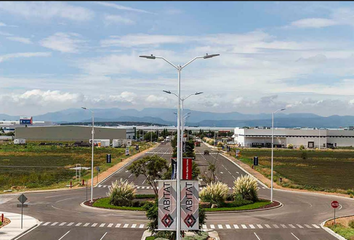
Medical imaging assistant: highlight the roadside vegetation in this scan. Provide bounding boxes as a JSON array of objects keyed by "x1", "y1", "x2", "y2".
[
  {"x1": 326, "y1": 220, "x2": 354, "y2": 240},
  {"x1": 228, "y1": 147, "x2": 354, "y2": 194},
  {"x1": 0, "y1": 140, "x2": 153, "y2": 192}
]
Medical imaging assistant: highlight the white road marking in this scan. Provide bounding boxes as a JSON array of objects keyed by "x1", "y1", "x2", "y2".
[
  {"x1": 99, "y1": 223, "x2": 105, "y2": 227},
  {"x1": 273, "y1": 224, "x2": 279, "y2": 228},
  {"x1": 281, "y1": 224, "x2": 287, "y2": 228},
  {"x1": 226, "y1": 224, "x2": 231, "y2": 229},
  {"x1": 42, "y1": 222, "x2": 51, "y2": 226},
  {"x1": 128, "y1": 174, "x2": 133, "y2": 178},
  {"x1": 115, "y1": 223, "x2": 121, "y2": 228},
  {"x1": 131, "y1": 224, "x2": 137, "y2": 228},
  {"x1": 249, "y1": 224, "x2": 255, "y2": 229},
  {"x1": 75, "y1": 223, "x2": 82, "y2": 227},
  {"x1": 254, "y1": 232, "x2": 261, "y2": 240},
  {"x1": 108, "y1": 223, "x2": 113, "y2": 228},
  {"x1": 291, "y1": 232, "x2": 300, "y2": 240},
  {"x1": 312, "y1": 224, "x2": 320, "y2": 229},
  {"x1": 218, "y1": 224, "x2": 223, "y2": 229},
  {"x1": 91, "y1": 223, "x2": 98, "y2": 227},
  {"x1": 123, "y1": 223, "x2": 129, "y2": 228},
  {"x1": 241, "y1": 224, "x2": 247, "y2": 229},
  {"x1": 264, "y1": 224, "x2": 271, "y2": 228},
  {"x1": 296, "y1": 224, "x2": 303, "y2": 229},
  {"x1": 100, "y1": 232, "x2": 108, "y2": 240},
  {"x1": 67, "y1": 222, "x2": 74, "y2": 226},
  {"x1": 210, "y1": 224, "x2": 215, "y2": 229},
  {"x1": 58, "y1": 231, "x2": 70, "y2": 240},
  {"x1": 98, "y1": 185, "x2": 102, "y2": 188},
  {"x1": 83, "y1": 223, "x2": 90, "y2": 227},
  {"x1": 233, "y1": 224, "x2": 239, "y2": 229},
  {"x1": 202, "y1": 224, "x2": 207, "y2": 229},
  {"x1": 51, "y1": 222, "x2": 58, "y2": 226},
  {"x1": 139, "y1": 224, "x2": 145, "y2": 228},
  {"x1": 257, "y1": 224, "x2": 263, "y2": 229},
  {"x1": 304, "y1": 224, "x2": 312, "y2": 228},
  {"x1": 142, "y1": 187, "x2": 145, "y2": 189},
  {"x1": 59, "y1": 222, "x2": 67, "y2": 226},
  {"x1": 288, "y1": 224, "x2": 296, "y2": 228}
]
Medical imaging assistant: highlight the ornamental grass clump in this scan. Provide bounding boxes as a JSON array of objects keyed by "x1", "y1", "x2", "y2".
[
  {"x1": 233, "y1": 175, "x2": 259, "y2": 202},
  {"x1": 200, "y1": 182, "x2": 229, "y2": 207},
  {"x1": 107, "y1": 178, "x2": 136, "y2": 207}
]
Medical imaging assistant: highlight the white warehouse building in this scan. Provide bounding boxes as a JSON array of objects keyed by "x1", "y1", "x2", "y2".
[{"x1": 233, "y1": 127, "x2": 354, "y2": 149}]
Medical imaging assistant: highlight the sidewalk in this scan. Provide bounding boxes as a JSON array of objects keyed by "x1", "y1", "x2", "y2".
[{"x1": 0, "y1": 211, "x2": 39, "y2": 240}]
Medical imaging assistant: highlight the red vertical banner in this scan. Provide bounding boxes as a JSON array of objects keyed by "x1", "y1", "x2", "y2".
[{"x1": 182, "y1": 158, "x2": 193, "y2": 180}]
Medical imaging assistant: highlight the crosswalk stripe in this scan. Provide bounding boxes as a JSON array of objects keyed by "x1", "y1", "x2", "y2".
[
  {"x1": 67, "y1": 222, "x2": 74, "y2": 226},
  {"x1": 99, "y1": 223, "x2": 105, "y2": 227},
  {"x1": 92, "y1": 223, "x2": 98, "y2": 227},
  {"x1": 98, "y1": 185, "x2": 102, "y2": 188},
  {"x1": 210, "y1": 224, "x2": 215, "y2": 229},
  {"x1": 249, "y1": 224, "x2": 255, "y2": 229},
  {"x1": 281, "y1": 224, "x2": 287, "y2": 228},
  {"x1": 233, "y1": 224, "x2": 239, "y2": 229},
  {"x1": 304, "y1": 224, "x2": 312, "y2": 228},
  {"x1": 296, "y1": 224, "x2": 304, "y2": 229},
  {"x1": 123, "y1": 224, "x2": 129, "y2": 228},
  {"x1": 137, "y1": 187, "x2": 141, "y2": 189},
  {"x1": 202, "y1": 224, "x2": 207, "y2": 229},
  {"x1": 146, "y1": 187, "x2": 150, "y2": 189},
  {"x1": 257, "y1": 224, "x2": 263, "y2": 229},
  {"x1": 289, "y1": 224, "x2": 296, "y2": 228},
  {"x1": 265, "y1": 224, "x2": 271, "y2": 228},
  {"x1": 83, "y1": 223, "x2": 90, "y2": 227},
  {"x1": 139, "y1": 224, "x2": 145, "y2": 228},
  {"x1": 59, "y1": 222, "x2": 67, "y2": 226},
  {"x1": 226, "y1": 224, "x2": 231, "y2": 229},
  {"x1": 218, "y1": 224, "x2": 223, "y2": 229},
  {"x1": 273, "y1": 224, "x2": 279, "y2": 228},
  {"x1": 312, "y1": 224, "x2": 320, "y2": 229},
  {"x1": 115, "y1": 223, "x2": 121, "y2": 228},
  {"x1": 43, "y1": 222, "x2": 51, "y2": 226},
  {"x1": 51, "y1": 222, "x2": 58, "y2": 226},
  {"x1": 108, "y1": 223, "x2": 113, "y2": 228},
  {"x1": 241, "y1": 224, "x2": 247, "y2": 229},
  {"x1": 131, "y1": 224, "x2": 137, "y2": 228},
  {"x1": 75, "y1": 223, "x2": 82, "y2": 227}
]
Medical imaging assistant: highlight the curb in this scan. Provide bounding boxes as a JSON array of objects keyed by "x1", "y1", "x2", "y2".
[
  {"x1": 320, "y1": 218, "x2": 347, "y2": 240},
  {"x1": 206, "y1": 200, "x2": 283, "y2": 214},
  {"x1": 12, "y1": 222, "x2": 40, "y2": 240},
  {"x1": 0, "y1": 212, "x2": 40, "y2": 240},
  {"x1": 95, "y1": 143, "x2": 159, "y2": 187},
  {"x1": 79, "y1": 200, "x2": 145, "y2": 213}
]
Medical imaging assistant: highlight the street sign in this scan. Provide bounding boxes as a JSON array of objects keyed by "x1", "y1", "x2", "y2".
[
  {"x1": 254, "y1": 156, "x2": 259, "y2": 166},
  {"x1": 235, "y1": 150, "x2": 240, "y2": 158},
  {"x1": 125, "y1": 147, "x2": 130, "y2": 156},
  {"x1": 18, "y1": 194, "x2": 27, "y2": 204},
  {"x1": 96, "y1": 166, "x2": 100, "y2": 172},
  {"x1": 106, "y1": 154, "x2": 111, "y2": 163},
  {"x1": 158, "y1": 180, "x2": 177, "y2": 230},
  {"x1": 182, "y1": 158, "x2": 193, "y2": 180},
  {"x1": 331, "y1": 201, "x2": 339, "y2": 208},
  {"x1": 17, "y1": 204, "x2": 28, "y2": 208}
]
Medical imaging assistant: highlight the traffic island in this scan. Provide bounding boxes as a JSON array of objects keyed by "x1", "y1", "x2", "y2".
[
  {"x1": 0, "y1": 217, "x2": 11, "y2": 229},
  {"x1": 203, "y1": 199, "x2": 281, "y2": 212},
  {"x1": 322, "y1": 215, "x2": 354, "y2": 240},
  {"x1": 0, "y1": 211, "x2": 39, "y2": 240}
]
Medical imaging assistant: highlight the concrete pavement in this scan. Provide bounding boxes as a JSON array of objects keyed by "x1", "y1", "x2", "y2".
[{"x1": 0, "y1": 211, "x2": 39, "y2": 240}]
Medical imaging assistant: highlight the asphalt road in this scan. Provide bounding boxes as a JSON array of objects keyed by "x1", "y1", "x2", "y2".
[{"x1": 0, "y1": 142, "x2": 353, "y2": 240}]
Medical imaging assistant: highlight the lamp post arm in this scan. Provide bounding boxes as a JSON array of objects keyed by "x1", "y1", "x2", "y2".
[
  {"x1": 156, "y1": 56, "x2": 178, "y2": 70},
  {"x1": 181, "y1": 56, "x2": 203, "y2": 69}
]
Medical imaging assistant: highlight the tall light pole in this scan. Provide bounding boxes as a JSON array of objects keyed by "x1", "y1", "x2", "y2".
[
  {"x1": 82, "y1": 107, "x2": 94, "y2": 202},
  {"x1": 141, "y1": 53, "x2": 219, "y2": 240},
  {"x1": 271, "y1": 108, "x2": 286, "y2": 203}
]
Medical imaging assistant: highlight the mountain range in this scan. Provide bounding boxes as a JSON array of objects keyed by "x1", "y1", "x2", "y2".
[{"x1": 1, "y1": 108, "x2": 354, "y2": 128}]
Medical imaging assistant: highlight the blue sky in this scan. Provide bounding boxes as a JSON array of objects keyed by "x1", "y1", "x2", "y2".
[{"x1": 1, "y1": 1, "x2": 354, "y2": 117}]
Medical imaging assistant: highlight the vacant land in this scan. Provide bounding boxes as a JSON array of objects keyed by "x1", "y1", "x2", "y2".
[
  {"x1": 0, "y1": 141, "x2": 152, "y2": 192},
  {"x1": 229, "y1": 148, "x2": 354, "y2": 194}
]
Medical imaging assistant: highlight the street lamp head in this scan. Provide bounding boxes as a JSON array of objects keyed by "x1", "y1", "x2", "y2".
[
  {"x1": 280, "y1": 108, "x2": 286, "y2": 111},
  {"x1": 195, "y1": 92, "x2": 203, "y2": 95},
  {"x1": 81, "y1": 107, "x2": 87, "y2": 110},
  {"x1": 163, "y1": 90, "x2": 172, "y2": 94},
  {"x1": 203, "y1": 53, "x2": 220, "y2": 59},
  {"x1": 139, "y1": 54, "x2": 156, "y2": 59}
]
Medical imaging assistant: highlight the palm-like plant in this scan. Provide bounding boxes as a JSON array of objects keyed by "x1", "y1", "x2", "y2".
[
  {"x1": 107, "y1": 178, "x2": 136, "y2": 207},
  {"x1": 200, "y1": 182, "x2": 229, "y2": 207},
  {"x1": 233, "y1": 175, "x2": 259, "y2": 201}
]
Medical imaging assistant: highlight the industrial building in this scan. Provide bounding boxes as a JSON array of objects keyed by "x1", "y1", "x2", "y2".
[
  {"x1": 15, "y1": 125, "x2": 128, "y2": 141},
  {"x1": 233, "y1": 127, "x2": 354, "y2": 148}
]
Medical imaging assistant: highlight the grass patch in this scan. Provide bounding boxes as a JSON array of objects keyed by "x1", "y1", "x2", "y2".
[
  {"x1": 203, "y1": 200, "x2": 271, "y2": 212},
  {"x1": 135, "y1": 194, "x2": 156, "y2": 199},
  {"x1": 92, "y1": 197, "x2": 145, "y2": 211},
  {"x1": 229, "y1": 148, "x2": 354, "y2": 193},
  {"x1": 328, "y1": 223, "x2": 354, "y2": 240},
  {"x1": 0, "y1": 141, "x2": 153, "y2": 192}
]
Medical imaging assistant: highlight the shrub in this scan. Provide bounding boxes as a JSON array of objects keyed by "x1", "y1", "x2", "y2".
[
  {"x1": 233, "y1": 175, "x2": 259, "y2": 201},
  {"x1": 107, "y1": 179, "x2": 136, "y2": 207},
  {"x1": 299, "y1": 145, "x2": 305, "y2": 150},
  {"x1": 301, "y1": 151, "x2": 308, "y2": 160},
  {"x1": 287, "y1": 144, "x2": 294, "y2": 149},
  {"x1": 217, "y1": 142, "x2": 223, "y2": 147},
  {"x1": 183, "y1": 231, "x2": 209, "y2": 240},
  {"x1": 349, "y1": 220, "x2": 354, "y2": 229},
  {"x1": 200, "y1": 182, "x2": 229, "y2": 207}
]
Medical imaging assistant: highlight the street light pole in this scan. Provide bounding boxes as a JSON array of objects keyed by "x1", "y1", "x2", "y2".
[
  {"x1": 140, "y1": 53, "x2": 219, "y2": 240},
  {"x1": 82, "y1": 107, "x2": 94, "y2": 203},
  {"x1": 271, "y1": 108, "x2": 285, "y2": 203}
]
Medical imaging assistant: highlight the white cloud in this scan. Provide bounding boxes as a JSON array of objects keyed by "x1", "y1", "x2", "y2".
[
  {"x1": 0, "y1": 2, "x2": 94, "y2": 21},
  {"x1": 291, "y1": 18, "x2": 337, "y2": 28},
  {"x1": 145, "y1": 95, "x2": 168, "y2": 103},
  {"x1": 6, "y1": 36, "x2": 32, "y2": 44},
  {"x1": 0, "y1": 22, "x2": 6, "y2": 27},
  {"x1": 104, "y1": 15, "x2": 135, "y2": 25},
  {"x1": 40, "y1": 33, "x2": 85, "y2": 53},
  {"x1": 108, "y1": 91, "x2": 137, "y2": 104},
  {"x1": 0, "y1": 52, "x2": 51, "y2": 63},
  {"x1": 0, "y1": 31, "x2": 12, "y2": 36},
  {"x1": 94, "y1": 2, "x2": 153, "y2": 14}
]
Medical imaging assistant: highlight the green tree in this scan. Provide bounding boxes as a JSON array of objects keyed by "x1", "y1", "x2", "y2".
[
  {"x1": 144, "y1": 132, "x2": 158, "y2": 142},
  {"x1": 128, "y1": 155, "x2": 168, "y2": 196}
]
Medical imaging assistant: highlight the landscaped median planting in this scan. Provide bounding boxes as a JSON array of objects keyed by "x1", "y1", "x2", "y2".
[
  {"x1": 0, "y1": 217, "x2": 11, "y2": 229},
  {"x1": 325, "y1": 216, "x2": 354, "y2": 240}
]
